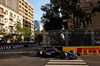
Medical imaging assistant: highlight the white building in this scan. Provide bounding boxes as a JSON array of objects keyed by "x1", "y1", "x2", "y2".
[{"x1": 0, "y1": 3, "x2": 23, "y2": 38}]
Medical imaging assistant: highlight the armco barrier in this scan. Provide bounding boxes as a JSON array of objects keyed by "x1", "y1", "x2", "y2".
[
  {"x1": 0, "y1": 44, "x2": 35, "y2": 50},
  {"x1": 63, "y1": 46, "x2": 100, "y2": 54}
]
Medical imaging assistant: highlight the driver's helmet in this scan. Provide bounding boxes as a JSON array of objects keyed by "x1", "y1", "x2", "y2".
[
  {"x1": 69, "y1": 50, "x2": 75, "y2": 53},
  {"x1": 52, "y1": 47, "x2": 55, "y2": 50}
]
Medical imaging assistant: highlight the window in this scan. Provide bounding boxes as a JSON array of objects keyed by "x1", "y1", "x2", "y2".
[
  {"x1": 4, "y1": 18, "x2": 8, "y2": 23},
  {"x1": 17, "y1": 16, "x2": 19, "y2": 20},
  {"x1": 9, "y1": 27, "x2": 13, "y2": 33},
  {"x1": 0, "y1": 25, "x2": 3, "y2": 30},
  {"x1": 87, "y1": 15, "x2": 92, "y2": 26},
  {"x1": 22, "y1": 3, "x2": 24, "y2": 6},
  {"x1": 0, "y1": 17, "x2": 3, "y2": 21},
  {"x1": 9, "y1": 19, "x2": 13, "y2": 24},
  {"x1": 0, "y1": 7, "x2": 3, "y2": 13},
  {"x1": 4, "y1": 10, "x2": 8, "y2": 15},
  {"x1": 85, "y1": 0, "x2": 92, "y2": 2},
  {"x1": 9, "y1": 12, "x2": 13, "y2": 17},
  {"x1": 14, "y1": 14, "x2": 16, "y2": 18}
]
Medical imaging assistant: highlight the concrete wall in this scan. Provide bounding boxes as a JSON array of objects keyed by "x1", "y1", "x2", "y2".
[
  {"x1": 93, "y1": 12, "x2": 100, "y2": 27},
  {"x1": 0, "y1": 0, "x2": 5, "y2": 5},
  {"x1": 7, "y1": 0, "x2": 18, "y2": 12}
]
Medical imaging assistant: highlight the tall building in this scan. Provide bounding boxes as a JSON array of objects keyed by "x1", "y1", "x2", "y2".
[
  {"x1": 0, "y1": 3, "x2": 23, "y2": 38},
  {"x1": 0, "y1": 0, "x2": 34, "y2": 40},
  {"x1": 34, "y1": 20, "x2": 43, "y2": 31}
]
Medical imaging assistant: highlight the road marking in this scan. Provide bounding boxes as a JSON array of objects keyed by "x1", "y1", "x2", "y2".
[
  {"x1": 45, "y1": 65, "x2": 88, "y2": 66},
  {"x1": 45, "y1": 58, "x2": 88, "y2": 66},
  {"x1": 47, "y1": 62, "x2": 86, "y2": 64},
  {"x1": 51, "y1": 57, "x2": 82, "y2": 60},
  {"x1": 49, "y1": 60, "x2": 84, "y2": 62}
]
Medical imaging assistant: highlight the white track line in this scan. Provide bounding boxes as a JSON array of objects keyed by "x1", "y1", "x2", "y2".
[
  {"x1": 49, "y1": 60, "x2": 84, "y2": 62},
  {"x1": 45, "y1": 65, "x2": 88, "y2": 66},
  {"x1": 47, "y1": 62, "x2": 86, "y2": 64}
]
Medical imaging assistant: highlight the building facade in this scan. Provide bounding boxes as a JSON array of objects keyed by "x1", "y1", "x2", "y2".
[
  {"x1": 80, "y1": 0, "x2": 100, "y2": 28},
  {"x1": 34, "y1": 20, "x2": 43, "y2": 31},
  {"x1": 66, "y1": 0, "x2": 100, "y2": 29},
  {"x1": 0, "y1": 0, "x2": 34, "y2": 40},
  {"x1": 0, "y1": 3, "x2": 23, "y2": 38}
]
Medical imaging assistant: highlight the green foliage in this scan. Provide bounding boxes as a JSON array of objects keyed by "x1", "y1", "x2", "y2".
[
  {"x1": 22, "y1": 27, "x2": 31, "y2": 41},
  {"x1": 15, "y1": 22, "x2": 23, "y2": 32},
  {"x1": 15, "y1": 22, "x2": 32, "y2": 42},
  {"x1": 34, "y1": 29, "x2": 46, "y2": 43},
  {"x1": 41, "y1": 0, "x2": 89, "y2": 30},
  {"x1": 1, "y1": 34, "x2": 13, "y2": 43},
  {"x1": 92, "y1": 7, "x2": 100, "y2": 14},
  {"x1": 41, "y1": 1, "x2": 63, "y2": 31},
  {"x1": 35, "y1": 34, "x2": 43, "y2": 43},
  {"x1": 4, "y1": 34, "x2": 13, "y2": 38},
  {"x1": 91, "y1": 1, "x2": 100, "y2": 14}
]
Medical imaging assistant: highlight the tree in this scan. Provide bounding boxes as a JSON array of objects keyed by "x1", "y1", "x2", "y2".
[
  {"x1": 41, "y1": 2, "x2": 63, "y2": 31},
  {"x1": 92, "y1": 1, "x2": 100, "y2": 14},
  {"x1": 22, "y1": 27, "x2": 31, "y2": 42},
  {"x1": 34, "y1": 29, "x2": 44, "y2": 44},
  {"x1": 41, "y1": 0, "x2": 89, "y2": 30},
  {"x1": 15, "y1": 22, "x2": 23, "y2": 42},
  {"x1": 1, "y1": 34, "x2": 13, "y2": 43},
  {"x1": 15, "y1": 22, "x2": 23, "y2": 34}
]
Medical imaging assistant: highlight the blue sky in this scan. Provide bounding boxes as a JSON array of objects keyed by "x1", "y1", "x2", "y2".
[{"x1": 28, "y1": 0, "x2": 50, "y2": 21}]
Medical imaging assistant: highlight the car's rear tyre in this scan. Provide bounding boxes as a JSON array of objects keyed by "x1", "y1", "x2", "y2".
[{"x1": 60, "y1": 53, "x2": 66, "y2": 59}]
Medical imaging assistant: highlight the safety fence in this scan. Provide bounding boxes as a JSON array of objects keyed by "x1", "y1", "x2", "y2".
[{"x1": 43, "y1": 28, "x2": 100, "y2": 54}]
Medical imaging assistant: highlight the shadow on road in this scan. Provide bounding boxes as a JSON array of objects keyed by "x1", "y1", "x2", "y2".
[{"x1": 0, "y1": 45, "x2": 43, "y2": 59}]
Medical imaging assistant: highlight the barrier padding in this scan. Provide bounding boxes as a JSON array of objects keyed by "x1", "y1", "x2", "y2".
[{"x1": 63, "y1": 46, "x2": 100, "y2": 54}]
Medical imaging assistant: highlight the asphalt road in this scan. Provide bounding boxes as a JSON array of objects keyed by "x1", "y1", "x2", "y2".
[
  {"x1": 0, "y1": 45, "x2": 100, "y2": 66},
  {"x1": 81, "y1": 54, "x2": 100, "y2": 66},
  {"x1": 0, "y1": 45, "x2": 50, "y2": 66}
]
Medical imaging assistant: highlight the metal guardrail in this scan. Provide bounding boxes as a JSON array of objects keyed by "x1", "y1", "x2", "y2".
[{"x1": 0, "y1": 42, "x2": 36, "y2": 50}]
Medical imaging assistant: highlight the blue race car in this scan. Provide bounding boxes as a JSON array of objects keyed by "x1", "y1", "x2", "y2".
[
  {"x1": 37, "y1": 47, "x2": 80, "y2": 59},
  {"x1": 37, "y1": 48, "x2": 61, "y2": 57}
]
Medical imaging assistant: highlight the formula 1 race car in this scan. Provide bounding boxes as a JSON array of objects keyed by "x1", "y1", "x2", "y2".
[{"x1": 37, "y1": 47, "x2": 80, "y2": 59}]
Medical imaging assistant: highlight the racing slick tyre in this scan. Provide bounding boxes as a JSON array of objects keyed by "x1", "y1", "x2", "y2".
[
  {"x1": 60, "y1": 52, "x2": 66, "y2": 59},
  {"x1": 37, "y1": 51, "x2": 40, "y2": 57}
]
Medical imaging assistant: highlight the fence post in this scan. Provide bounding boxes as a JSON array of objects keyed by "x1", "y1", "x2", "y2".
[
  {"x1": 44, "y1": 32, "x2": 48, "y2": 47},
  {"x1": 66, "y1": 30, "x2": 69, "y2": 46},
  {"x1": 91, "y1": 29, "x2": 95, "y2": 46}
]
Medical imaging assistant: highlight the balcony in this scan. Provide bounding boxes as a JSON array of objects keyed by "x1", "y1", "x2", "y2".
[
  {"x1": 4, "y1": 20, "x2": 8, "y2": 23},
  {"x1": 0, "y1": 12, "x2": 4, "y2": 17},
  {"x1": 0, "y1": 28, "x2": 7, "y2": 33},
  {"x1": 9, "y1": 16, "x2": 14, "y2": 20},
  {"x1": 0, "y1": 8, "x2": 4, "y2": 16},
  {"x1": 24, "y1": 22, "x2": 28, "y2": 26},
  {"x1": 11, "y1": 31, "x2": 16, "y2": 34},
  {"x1": 9, "y1": 22, "x2": 14, "y2": 26},
  {"x1": 17, "y1": 19, "x2": 21, "y2": 23},
  {"x1": 0, "y1": 20, "x2": 5, "y2": 25}
]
